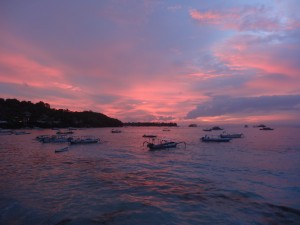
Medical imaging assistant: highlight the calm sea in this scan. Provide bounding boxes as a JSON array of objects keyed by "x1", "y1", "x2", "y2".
[{"x1": 0, "y1": 126, "x2": 300, "y2": 225}]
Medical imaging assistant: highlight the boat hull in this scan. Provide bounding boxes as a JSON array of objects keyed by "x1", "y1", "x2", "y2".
[
  {"x1": 220, "y1": 133, "x2": 243, "y2": 138},
  {"x1": 55, "y1": 147, "x2": 69, "y2": 153},
  {"x1": 148, "y1": 142, "x2": 178, "y2": 150},
  {"x1": 201, "y1": 137, "x2": 231, "y2": 142}
]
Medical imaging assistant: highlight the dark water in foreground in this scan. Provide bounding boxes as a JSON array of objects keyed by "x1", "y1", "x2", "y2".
[{"x1": 1, "y1": 126, "x2": 300, "y2": 225}]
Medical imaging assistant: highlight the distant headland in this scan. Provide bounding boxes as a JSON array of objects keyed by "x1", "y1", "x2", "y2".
[
  {"x1": 123, "y1": 122, "x2": 177, "y2": 127},
  {"x1": 0, "y1": 98, "x2": 177, "y2": 129}
]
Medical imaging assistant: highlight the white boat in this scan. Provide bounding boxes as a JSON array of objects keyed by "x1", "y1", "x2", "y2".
[
  {"x1": 0, "y1": 129, "x2": 13, "y2": 135},
  {"x1": 70, "y1": 136, "x2": 100, "y2": 144},
  {"x1": 55, "y1": 146, "x2": 69, "y2": 153},
  {"x1": 201, "y1": 135, "x2": 231, "y2": 142},
  {"x1": 14, "y1": 131, "x2": 30, "y2": 135},
  {"x1": 39, "y1": 135, "x2": 73, "y2": 143},
  {"x1": 220, "y1": 133, "x2": 243, "y2": 138},
  {"x1": 143, "y1": 139, "x2": 186, "y2": 150}
]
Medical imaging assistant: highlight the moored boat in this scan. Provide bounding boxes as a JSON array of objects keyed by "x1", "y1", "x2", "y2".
[
  {"x1": 220, "y1": 133, "x2": 243, "y2": 138},
  {"x1": 203, "y1": 128, "x2": 212, "y2": 131},
  {"x1": 55, "y1": 146, "x2": 69, "y2": 153},
  {"x1": 14, "y1": 131, "x2": 30, "y2": 135},
  {"x1": 70, "y1": 136, "x2": 100, "y2": 144},
  {"x1": 38, "y1": 135, "x2": 73, "y2": 143},
  {"x1": 0, "y1": 129, "x2": 13, "y2": 135},
  {"x1": 111, "y1": 129, "x2": 121, "y2": 133},
  {"x1": 143, "y1": 139, "x2": 186, "y2": 150},
  {"x1": 203, "y1": 126, "x2": 223, "y2": 131},
  {"x1": 201, "y1": 135, "x2": 231, "y2": 142},
  {"x1": 260, "y1": 127, "x2": 274, "y2": 130},
  {"x1": 143, "y1": 134, "x2": 157, "y2": 138},
  {"x1": 56, "y1": 130, "x2": 74, "y2": 135}
]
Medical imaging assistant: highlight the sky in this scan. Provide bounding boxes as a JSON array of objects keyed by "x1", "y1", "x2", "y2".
[{"x1": 1, "y1": 0, "x2": 300, "y2": 125}]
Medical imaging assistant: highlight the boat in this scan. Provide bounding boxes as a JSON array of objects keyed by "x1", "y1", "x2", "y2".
[
  {"x1": 143, "y1": 139, "x2": 186, "y2": 150},
  {"x1": 189, "y1": 124, "x2": 197, "y2": 127},
  {"x1": 0, "y1": 129, "x2": 13, "y2": 135},
  {"x1": 254, "y1": 124, "x2": 266, "y2": 128},
  {"x1": 39, "y1": 135, "x2": 73, "y2": 143},
  {"x1": 56, "y1": 130, "x2": 74, "y2": 135},
  {"x1": 260, "y1": 127, "x2": 274, "y2": 130},
  {"x1": 211, "y1": 126, "x2": 224, "y2": 130},
  {"x1": 55, "y1": 146, "x2": 69, "y2": 153},
  {"x1": 220, "y1": 133, "x2": 243, "y2": 138},
  {"x1": 201, "y1": 135, "x2": 231, "y2": 142},
  {"x1": 111, "y1": 129, "x2": 121, "y2": 133},
  {"x1": 14, "y1": 131, "x2": 30, "y2": 135},
  {"x1": 70, "y1": 136, "x2": 100, "y2": 144},
  {"x1": 203, "y1": 126, "x2": 223, "y2": 131},
  {"x1": 203, "y1": 128, "x2": 212, "y2": 131},
  {"x1": 142, "y1": 134, "x2": 157, "y2": 138}
]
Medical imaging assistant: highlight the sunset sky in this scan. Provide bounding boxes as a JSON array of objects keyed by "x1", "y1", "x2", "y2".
[{"x1": 1, "y1": 0, "x2": 300, "y2": 124}]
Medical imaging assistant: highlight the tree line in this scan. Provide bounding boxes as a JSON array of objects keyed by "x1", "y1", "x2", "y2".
[
  {"x1": 0, "y1": 98, "x2": 122, "y2": 128},
  {"x1": 123, "y1": 122, "x2": 177, "y2": 127}
]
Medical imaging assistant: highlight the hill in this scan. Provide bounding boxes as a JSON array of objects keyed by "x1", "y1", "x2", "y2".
[{"x1": 0, "y1": 98, "x2": 122, "y2": 128}]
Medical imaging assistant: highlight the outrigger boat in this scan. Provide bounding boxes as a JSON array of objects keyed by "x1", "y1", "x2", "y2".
[
  {"x1": 143, "y1": 134, "x2": 157, "y2": 138},
  {"x1": 260, "y1": 127, "x2": 274, "y2": 130},
  {"x1": 55, "y1": 146, "x2": 69, "y2": 153},
  {"x1": 143, "y1": 139, "x2": 186, "y2": 150},
  {"x1": 70, "y1": 136, "x2": 100, "y2": 144},
  {"x1": 220, "y1": 133, "x2": 243, "y2": 138},
  {"x1": 111, "y1": 129, "x2": 121, "y2": 133},
  {"x1": 56, "y1": 130, "x2": 74, "y2": 135},
  {"x1": 201, "y1": 135, "x2": 231, "y2": 142}
]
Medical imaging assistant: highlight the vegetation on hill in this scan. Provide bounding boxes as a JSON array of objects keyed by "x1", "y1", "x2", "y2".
[
  {"x1": 0, "y1": 98, "x2": 122, "y2": 128},
  {"x1": 123, "y1": 122, "x2": 177, "y2": 127}
]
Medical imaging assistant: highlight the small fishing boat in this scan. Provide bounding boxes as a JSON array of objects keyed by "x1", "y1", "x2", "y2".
[
  {"x1": 55, "y1": 146, "x2": 69, "y2": 153},
  {"x1": 39, "y1": 135, "x2": 73, "y2": 143},
  {"x1": 203, "y1": 128, "x2": 212, "y2": 131},
  {"x1": 70, "y1": 136, "x2": 100, "y2": 144},
  {"x1": 143, "y1": 134, "x2": 157, "y2": 138},
  {"x1": 0, "y1": 129, "x2": 13, "y2": 135},
  {"x1": 143, "y1": 140, "x2": 186, "y2": 150},
  {"x1": 211, "y1": 126, "x2": 224, "y2": 130},
  {"x1": 203, "y1": 126, "x2": 223, "y2": 131},
  {"x1": 220, "y1": 133, "x2": 243, "y2": 138},
  {"x1": 14, "y1": 131, "x2": 30, "y2": 135},
  {"x1": 56, "y1": 130, "x2": 74, "y2": 135},
  {"x1": 111, "y1": 129, "x2": 121, "y2": 133},
  {"x1": 201, "y1": 135, "x2": 231, "y2": 142},
  {"x1": 260, "y1": 127, "x2": 274, "y2": 130}
]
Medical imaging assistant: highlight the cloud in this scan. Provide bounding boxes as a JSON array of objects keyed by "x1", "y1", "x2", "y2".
[
  {"x1": 214, "y1": 33, "x2": 300, "y2": 78},
  {"x1": 189, "y1": 5, "x2": 297, "y2": 32},
  {"x1": 186, "y1": 95, "x2": 300, "y2": 119}
]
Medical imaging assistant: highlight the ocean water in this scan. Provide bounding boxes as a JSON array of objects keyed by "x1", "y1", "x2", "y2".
[{"x1": 0, "y1": 126, "x2": 300, "y2": 225}]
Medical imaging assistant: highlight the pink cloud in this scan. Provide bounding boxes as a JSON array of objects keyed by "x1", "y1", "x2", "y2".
[
  {"x1": 189, "y1": 9, "x2": 222, "y2": 24},
  {"x1": 215, "y1": 39, "x2": 300, "y2": 78},
  {"x1": 190, "y1": 6, "x2": 298, "y2": 32},
  {"x1": 0, "y1": 53, "x2": 62, "y2": 85}
]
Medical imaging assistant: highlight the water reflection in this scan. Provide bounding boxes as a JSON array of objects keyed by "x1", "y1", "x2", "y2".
[{"x1": 0, "y1": 126, "x2": 300, "y2": 224}]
